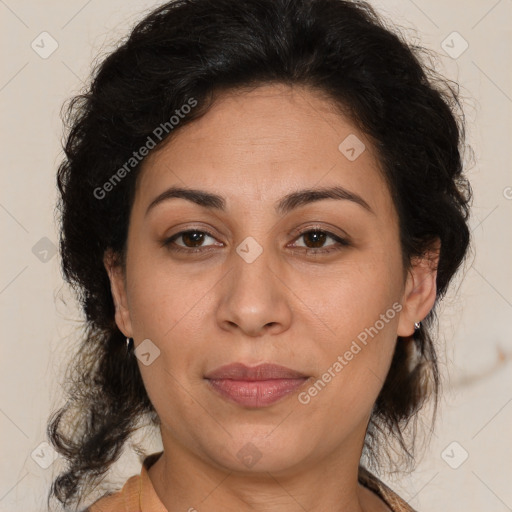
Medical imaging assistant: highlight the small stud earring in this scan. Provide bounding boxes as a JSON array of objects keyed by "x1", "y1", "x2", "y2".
[{"x1": 414, "y1": 321, "x2": 421, "y2": 330}]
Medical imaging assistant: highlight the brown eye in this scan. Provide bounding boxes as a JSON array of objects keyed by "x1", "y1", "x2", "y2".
[
  {"x1": 290, "y1": 229, "x2": 350, "y2": 254},
  {"x1": 162, "y1": 227, "x2": 350, "y2": 255},
  {"x1": 302, "y1": 230, "x2": 328, "y2": 248},
  {"x1": 179, "y1": 231, "x2": 208, "y2": 248},
  {"x1": 162, "y1": 229, "x2": 221, "y2": 253}
]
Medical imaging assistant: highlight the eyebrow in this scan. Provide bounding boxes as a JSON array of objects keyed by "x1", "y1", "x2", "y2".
[{"x1": 145, "y1": 185, "x2": 374, "y2": 217}]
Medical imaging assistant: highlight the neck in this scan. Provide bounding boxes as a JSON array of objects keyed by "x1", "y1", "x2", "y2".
[{"x1": 147, "y1": 429, "x2": 387, "y2": 512}]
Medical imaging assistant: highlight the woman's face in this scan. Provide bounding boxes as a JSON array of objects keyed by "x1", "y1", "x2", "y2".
[{"x1": 106, "y1": 83, "x2": 436, "y2": 475}]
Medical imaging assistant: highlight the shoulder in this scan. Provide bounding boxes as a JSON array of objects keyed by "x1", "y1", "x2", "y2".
[
  {"x1": 86, "y1": 473, "x2": 141, "y2": 512},
  {"x1": 358, "y1": 466, "x2": 418, "y2": 512},
  {"x1": 84, "y1": 452, "x2": 163, "y2": 512}
]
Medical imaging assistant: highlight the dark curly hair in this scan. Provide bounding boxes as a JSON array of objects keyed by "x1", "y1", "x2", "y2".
[{"x1": 47, "y1": 0, "x2": 473, "y2": 509}]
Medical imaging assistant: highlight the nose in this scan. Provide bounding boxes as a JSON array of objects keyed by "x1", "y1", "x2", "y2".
[{"x1": 216, "y1": 243, "x2": 293, "y2": 338}]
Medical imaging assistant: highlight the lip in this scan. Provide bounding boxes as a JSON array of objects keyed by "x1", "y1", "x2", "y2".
[
  {"x1": 204, "y1": 362, "x2": 308, "y2": 380},
  {"x1": 204, "y1": 363, "x2": 309, "y2": 408}
]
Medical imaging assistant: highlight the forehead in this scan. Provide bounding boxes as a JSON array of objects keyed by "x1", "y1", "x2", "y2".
[{"x1": 134, "y1": 83, "x2": 394, "y2": 219}]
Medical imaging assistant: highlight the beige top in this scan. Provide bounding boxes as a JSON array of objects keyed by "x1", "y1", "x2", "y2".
[{"x1": 87, "y1": 451, "x2": 416, "y2": 512}]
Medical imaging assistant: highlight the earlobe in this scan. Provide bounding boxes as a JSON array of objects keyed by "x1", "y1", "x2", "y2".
[
  {"x1": 397, "y1": 240, "x2": 440, "y2": 337},
  {"x1": 103, "y1": 249, "x2": 133, "y2": 338}
]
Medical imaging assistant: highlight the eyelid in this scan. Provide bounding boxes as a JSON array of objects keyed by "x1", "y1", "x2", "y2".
[
  {"x1": 290, "y1": 223, "x2": 349, "y2": 239},
  {"x1": 161, "y1": 222, "x2": 222, "y2": 242},
  {"x1": 162, "y1": 223, "x2": 351, "y2": 254},
  {"x1": 287, "y1": 226, "x2": 351, "y2": 253},
  {"x1": 162, "y1": 227, "x2": 221, "y2": 250}
]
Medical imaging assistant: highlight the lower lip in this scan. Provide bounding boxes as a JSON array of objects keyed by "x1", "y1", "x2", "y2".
[{"x1": 206, "y1": 378, "x2": 309, "y2": 407}]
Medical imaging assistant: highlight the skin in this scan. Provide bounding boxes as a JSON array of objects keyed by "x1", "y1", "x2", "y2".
[{"x1": 105, "y1": 83, "x2": 439, "y2": 512}]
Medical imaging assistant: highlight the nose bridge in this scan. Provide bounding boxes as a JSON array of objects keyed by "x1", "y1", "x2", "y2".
[
  {"x1": 217, "y1": 234, "x2": 290, "y2": 335},
  {"x1": 233, "y1": 234, "x2": 277, "y2": 309}
]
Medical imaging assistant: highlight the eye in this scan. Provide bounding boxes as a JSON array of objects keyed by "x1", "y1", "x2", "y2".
[
  {"x1": 162, "y1": 229, "x2": 222, "y2": 253},
  {"x1": 289, "y1": 228, "x2": 350, "y2": 255},
  {"x1": 161, "y1": 227, "x2": 350, "y2": 255}
]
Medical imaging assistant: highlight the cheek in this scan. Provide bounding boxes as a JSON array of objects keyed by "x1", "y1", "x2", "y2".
[
  {"x1": 314, "y1": 251, "x2": 402, "y2": 332},
  {"x1": 306, "y1": 250, "x2": 403, "y2": 390},
  {"x1": 299, "y1": 310, "x2": 399, "y2": 428},
  {"x1": 126, "y1": 250, "x2": 214, "y2": 340}
]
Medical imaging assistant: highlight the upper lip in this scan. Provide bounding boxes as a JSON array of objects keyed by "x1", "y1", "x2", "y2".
[{"x1": 205, "y1": 363, "x2": 308, "y2": 380}]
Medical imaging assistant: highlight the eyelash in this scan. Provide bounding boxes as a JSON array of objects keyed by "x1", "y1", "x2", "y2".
[{"x1": 161, "y1": 227, "x2": 350, "y2": 255}]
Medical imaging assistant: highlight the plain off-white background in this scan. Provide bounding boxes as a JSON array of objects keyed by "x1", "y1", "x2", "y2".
[{"x1": 0, "y1": 0, "x2": 511, "y2": 510}]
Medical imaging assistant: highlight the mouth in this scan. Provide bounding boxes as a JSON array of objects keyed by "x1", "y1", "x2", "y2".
[{"x1": 204, "y1": 363, "x2": 310, "y2": 408}]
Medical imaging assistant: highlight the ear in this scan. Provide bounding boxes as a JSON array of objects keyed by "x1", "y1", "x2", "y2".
[
  {"x1": 397, "y1": 239, "x2": 440, "y2": 337},
  {"x1": 103, "y1": 249, "x2": 133, "y2": 338}
]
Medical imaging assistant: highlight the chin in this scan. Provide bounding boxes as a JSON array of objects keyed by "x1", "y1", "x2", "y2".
[{"x1": 205, "y1": 427, "x2": 315, "y2": 475}]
